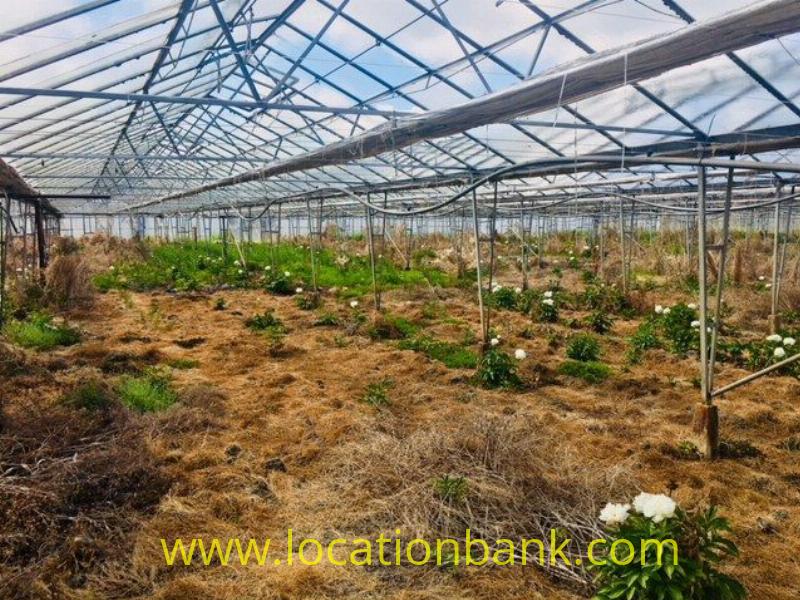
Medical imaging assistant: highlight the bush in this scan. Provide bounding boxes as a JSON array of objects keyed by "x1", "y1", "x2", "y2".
[
  {"x1": 314, "y1": 312, "x2": 340, "y2": 327},
  {"x1": 474, "y1": 349, "x2": 521, "y2": 389},
  {"x1": 593, "y1": 502, "x2": 746, "y2": 600},
  {"x1": 661, "y1": 303, "x2": 698, "y2": 355},
  {"x1": 265, "y1": 274, "x2": 294, "y2": 295},
  {"x1": 295, "y1": 292, "x2": 321, "y2": 311},
  {"x1": 367, "y1": 313, "x2": 418, "y2": 340},
  {"x1": 627, "y1": 320, "x2": 660, "y2": 364},
  {"x1": 558, "y1": 360, "x2": 611, "y2": 383},
  {"x1": 245, "y1": 310, "x2": 286, "y2": 333},
  {"x1": 117, "y1": 368, "x2": 177, "y2": 412},
  {"x1": 566, "y1": 333, "x2": 601, "y2": 362},
  {"x1": 489, "y1": 286, "x2": 518, "y2": 310},
  {"x1": 3, "y1": 313, "x2": 81, "y2": 350}
]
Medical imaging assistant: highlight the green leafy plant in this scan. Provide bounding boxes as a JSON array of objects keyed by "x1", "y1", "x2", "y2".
[
  {"x1": 586, "y1": 310, "x2": 614, "y2": 334},
  {"x1": 213, "y1": 297, "x2": 227, "y2": 311},
  {"x1": 166, "y1": 358, "x2": 200, "y2": 370},
  {"x1": 3, "y1": 312, "x2": 80, "y2": 350},
  {"x1": 566, "y1": 333, "x2": 601, "y2": 362},
  {"x1": 627, "y1": 320, "x2": 661, "y2": 364},
  {"x1": 245, "y1": 310, "x2": 286, "y2": 333},
  {"x1": 661, "y1": 303, "x2": 698, "y2": 356},
  {"x1": 367, "y1": 313, "x2": 418, "y2": 340},
  {"x1": 434, "y1": 474, "x2": 468, "y2": 503},
  {"x1": 314, "y1": 312, "x2": 340, "y2": 326},
  {"x1": 295, "y1": 292, "x2": 321, "y2": 311},
  {"x1": 593, "y1": 500, "x2": 746, "y2": 600},
  {"x1": 474, "y1": 348, "x2": 521, "y2": 389},
  {"x1": 399, "y1": 335, "x2": 478, "y2": 369},
  {"x1": 559, "y1": 360, "x2": 611, "y2": 383}
]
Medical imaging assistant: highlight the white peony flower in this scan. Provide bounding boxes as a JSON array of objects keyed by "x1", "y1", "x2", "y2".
[
  {"x1": 492, "y1": 284, "x2": 502, "y2": 293},
  {"x1": 655, "y1": 305, "x2": 664, "y2": 314},
  {"x1": 544, "y1": 290, "x2": 554, "y2": 298},
  {"x1": 662, "y1": 307, "x2": 671, "y2": 315},
  {"x1": 542, "y1": 298, "x2": 555, "y2": 306},
  {"x1": 234, "y1": 260, "x2": 240, "y2": 266},
  {"x1": 783, "y1": 337, "x2": 796, "y2": 347},
  {"x1": 766, "y1": 334, "x2": 783, "y2": 343},
  {"x1": 514, "y1": 349, "x2": 527, "y2": 360},
  {"x1": 514, "y1": 287, "x2": 522, "y2": 294},
  {"x1": 349, "y1": 300, "x2": 359, "y2": 308},
  {"x1": 774, "y1": 347, "x2": 786, "y2": 359},
  {"x1": 264, "y1": 265, "x2": 271, "y2": 271},
  {"x1": 632, "y1": 492, "x2": 677, "y2": 523},
  {"x1": 687, "y1": 303, "x2": 697, "y2": 310},
  {"x1": 109, "y1": 265, "x2": 115, "y2": 271},
  {"x1": 490, "y1": 337, "x2": 500, "y2": 347},
  {"x1": 758, "y1": 276, "x2": 766, "y2": 281},
  {"x1": 237, "y1": 269, "x2": 243, "y2": 275},
  {"x1": 599, "y1": 503, "x2": 631, "y2": 526},
  {"x1": 766, "y1": 283, "x2": 772, "y2": 289},
  {"x1": 295, "y1": 287, "x2": 303, "y2": 294},
  {"x1": 691, "y1": 320, "x2": 700, "y2": 328},
  {"x1": 284, "y1": 271, "x2": 291, "y2": 277}
]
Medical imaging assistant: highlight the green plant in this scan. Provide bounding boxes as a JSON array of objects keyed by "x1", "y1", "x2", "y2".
[
  {"x1": 558, "y1": 360, "x2": 611, "y2": 383},
  {"x1": 566, "y1": 333, "x2": 601, "y2": 362},
  {"x1": 586, "y1": 310, "x2": 614, "y2": 334},
  {"x1": 295, "y1": 292, "x2": 321, "y2": 311},
  {"x1": 473, "y1": 349, "x2": 521, "y2": 389},
  {"x1": 367, "y1": 313, "x2": 418, "y2": 340},
  {"x1": 314, "y1": 312, "x2": 340, "y2": 326},
  {"x1": 593, "y1": 502, "x2": 746, "y2": 600},
  {"x1": 434, "y1": 474, "x2": 468, "y2": 503},
  {"x1": 167, "y1": 358, "x2": 200, "y2": 370},
  {"x1": 245, "y1": 310, "x2": 286, "y2": 333},
  {"x1": 265, "y1": 274, "x2": 294, "y2": 295},
  {"x1": 661, "y1": 303, "x2": 698, "y2": 356},
  {"x1": 627, "y1": 320, "x2": 661, "y2": 364},
  {"x1": 213, "y1": 297, "x2": 227, "y2": 311},
  {"x1": 117, "y1": 368, "x2": 177, "y2": 412},
  {"x1": 536, "y1": 298, "x2": 559, "y2": 323},
  {"x1": 489, "y1": 286, "x2": 518, "y2": 310},
  {"x1": 3, "y1": 313, "x2": 80, "y2": 350},
  {"x1": 399, "y1": 335, "x2": 478, "y2": 369},
  {"x1": 362, "y1": 379, "x2": 393, "y2": 407},
  {"x1": 62, "y1": 381, "x2": 114, "y2": 411}
]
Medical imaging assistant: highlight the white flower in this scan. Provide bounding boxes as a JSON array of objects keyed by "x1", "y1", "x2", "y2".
[
  {"x1": 264, "y1": 265, "x2": 271, "y2": 271},
  {"x1": 599, "y1": 503, "x2": 631, "y2": 526},
  {"x1": 514, "y1": 287, "x2": 522, "y2": 294},
  {"x1": 234, "y1": 260, "x2": 240, "y2": 266},
  {"x1": 766, "y1": 283, "x2": 772, "y2": 289},
  {"x1": 542, "y1": 298, "x2": 555, "y2": 306},
  {"x1": 514, "y1": 349, "x2": 527, "y2": 360},
  {"x1": 583, "y1": 245, "x2": 590, "y2": 251},
  {"x1": 350, "y1": 300, "x2": 359, "y2": 308},
  {"x1": 691, "y1": 320, "x2": 700, "y2": 328},
  {"x1": 490, "y1": 337, "x2": 500, "y2": 346},
  {"x1": 544, "y1": 290, "x2": 554, "y2": 299},
  {"x1": 109, "y1": 265, "x2": 115, "y2": 271},
  {"x1": 774, "y1": 347, "x2": 786, "y2": 359},
  {"x1": 655, "y1": 305, "x2": 664, "y2": 314},
  {"x1": 295, "y1": 287, "x2": 304, "y2": 294},
  {"x1": 687, "y1": 303, "x2": 697, "y2": 310},
  {"x1": 492, "y1": 284, "x2": 502, "y2": 293},
  {"x1": 662, "y1": 307, "x2": 671, "y2": 315},
  {"x1": 783, "y1": 337, "x2": 796, "y2": 347},
  {"x1": 632, "y1": 492, "x2": 677, "y2": 523},
  {"x1": 758, "y1": 276, "x2": 766, "y2": 281},
  {"x1": 237, "y1": 269, "x2": 243, "y2": 275},
  {"x1": 766, "y1": 334, "x2": 783, "y2": 343},
  {"x1": 284, "y1": 271, "x2": 291, "y2": 277}
]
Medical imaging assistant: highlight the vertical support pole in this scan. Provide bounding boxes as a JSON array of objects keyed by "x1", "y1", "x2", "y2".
[
  {"x1": 619, "y1": 197, "x2": 629, "y2": 294},
  {"x1": 520, "y1": 199, "x2": 529, "y2": 291},
  {"x1": 769, "y1": 185, "x2": 783, "y2": 333},
  {"x1": 486, "y1": 181, "x2": 498, "y2": 337},
  {"x1": 708, "y1": 165, "x2": 734, "y2": 392},
  {"x1": 472, "y1": 188, "x2": 487, "y2": 348},
  {"x1": 0, "y1": 193, "x2": 10, "y2": 327},
  {"x1": 34, "y1": 201, "x2": 47, "y2": 274},
  {"x1": 365, "y1": 195, "x2": 380, "y2": 312},
  {"x1": 697, "y1": 166, "x2": 718, "y2": 460},
  {"x1": 306, "y1": 198, "x2": 318, "y2": 293},
  {"x1": 599, "y1": 205, "x2": 606, "y2": 280}
]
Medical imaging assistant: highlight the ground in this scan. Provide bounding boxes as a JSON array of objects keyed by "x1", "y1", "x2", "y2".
[{"x1": 1, "y1": 238, "x2": 800, "y2": 599}]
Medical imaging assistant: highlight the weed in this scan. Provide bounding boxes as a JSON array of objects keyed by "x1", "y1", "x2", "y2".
[
  {"x1": 213, "y1": 297, "x2": 227, "y2": 311},
  {"x1": 295, "y1": 292, "x2": 321, "y2": 311},
  {"x1": 362, "y1": 379, "x2": 393, "y2": 407},
  {"x1": 367, "y1": 313, "x2": 418, "y2": 340},
  {"x1": 3, "y1": 313, "x2": 80, "y2": 350},
  {"x1": 566, "y1": 333, "x2": 601, "y2": 362},
  {"x1": 558, "y1": 360, "x2": 612, "y2": 383},
  {"x1": 434, "y1": 474, "x2": 468, "y2": 503},
  {"x1": 62, "y1": 381, "x2": 114, "y2": 411},
  {"x1": 314, "y1": 312, "x2": 340, "y2": 326},
  {"x1": 117, "y1": 368, "x2": 178, "y2": 412},
  {"x1": 626, "y1": 320, "x2": 660, "y2": 364},
  {"x1": 245, "y1": 310, "x2": 286, "y2": 333},
  {"x1": 399, "y1": 335, "x2": 478, "y2": 369},
  {"x1": 586, "y1": 310, "x2": 614, "y2": 334}
]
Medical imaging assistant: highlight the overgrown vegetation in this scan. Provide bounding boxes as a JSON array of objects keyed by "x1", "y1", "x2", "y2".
[
  {"x1": 474, "y1": 348, "x2": 521, "y2": 389},
  {"x1": 399, "y1": 335, "x2": 478, "y2": 369},
  {"x1": 566, "y1": 333, "x2": 601, "y2": 362},
  {"x1": 3, "y1": 312, "x2": 80, "y2": 350},
  {"x1": 559, "y1": 359, "x2": 612, "y2": 383},
  {"x1": 116, "y1": 368, "x2": 178, "y2": 412}
]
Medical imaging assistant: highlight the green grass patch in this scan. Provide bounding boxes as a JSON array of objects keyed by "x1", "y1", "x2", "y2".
[
  {"x1": 3, "y1": 313, "x2": 80, "y2": 350},
  {"x1": 166, "y1": 358, "x2": 200, "y2": 370},
  {"x1": 362, "y1": 379, "x2": 393, "y2": 407},
  {"x1": 117, "y1": 368, "x2": 178, "y2": 412},
  {"x1": 558, "y1": 360, "x2": 612, "y2": 383},
  {"x1": 367, "y1": 313, "x2": 418, "y2": 340},
  {"x1": 398, "y1": 335, "x2": 478, "y2": 369}
]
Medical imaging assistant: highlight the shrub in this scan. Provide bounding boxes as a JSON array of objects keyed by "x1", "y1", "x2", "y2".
[
  {"x1": 593, "y1": 501, "x2": 746, "y2": 600},
  {"x1": 367, "y1": 313, "x2": 418, "y2": 340},
  {"x1": 586, "y1": 310, "x2": 614, "y2": 334},
  {"x1": 213, "y1": 297, "x2": 227, "y2": 311},
  {"x1": 558, "y1": 360, "x2": 611, "y2": 383},
  {"x1": 362, "y1": 379, "x2": 393, "y2": 407},
  {"x1": 295, "y1": 293, "x2": 321, "y2": 311},
  {"x1": 265, "y1": 274, "x2": 294, "y2": 295},
  {"x1": 489, "y1": 286, "x2": 518, "y2": 310},
  {"x1": 566, "y1": 333, "x2": 601, "y2": 362},
  {"x1": 536, "y1": 299, "x2": 559, "y2": 323},
  {"x1": 434, "y1": 474, "x2": 468, "y2": 503},
  {"x1": 3, "y1": 313, "x2": 80, "y2": 350},
  {"x1": 62, "y1": 381, "x2": 114, "y2": 411},
  {"x1": 661, "y1": 303, "x2": 698, "y2": 355},
  {"x1": 627, "y1": 320, "x2": 660, "y2": 364},
  {"x1": 474, "y1": 349, "x2": 521, "y2": 389},
  {"x1": 117, "y1": 368, "x2": 177, "y2": 412}
]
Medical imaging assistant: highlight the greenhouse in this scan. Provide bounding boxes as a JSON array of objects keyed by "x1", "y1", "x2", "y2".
[{"x1": 1, "y1": 1, "x2": 800, "y2": 598}]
